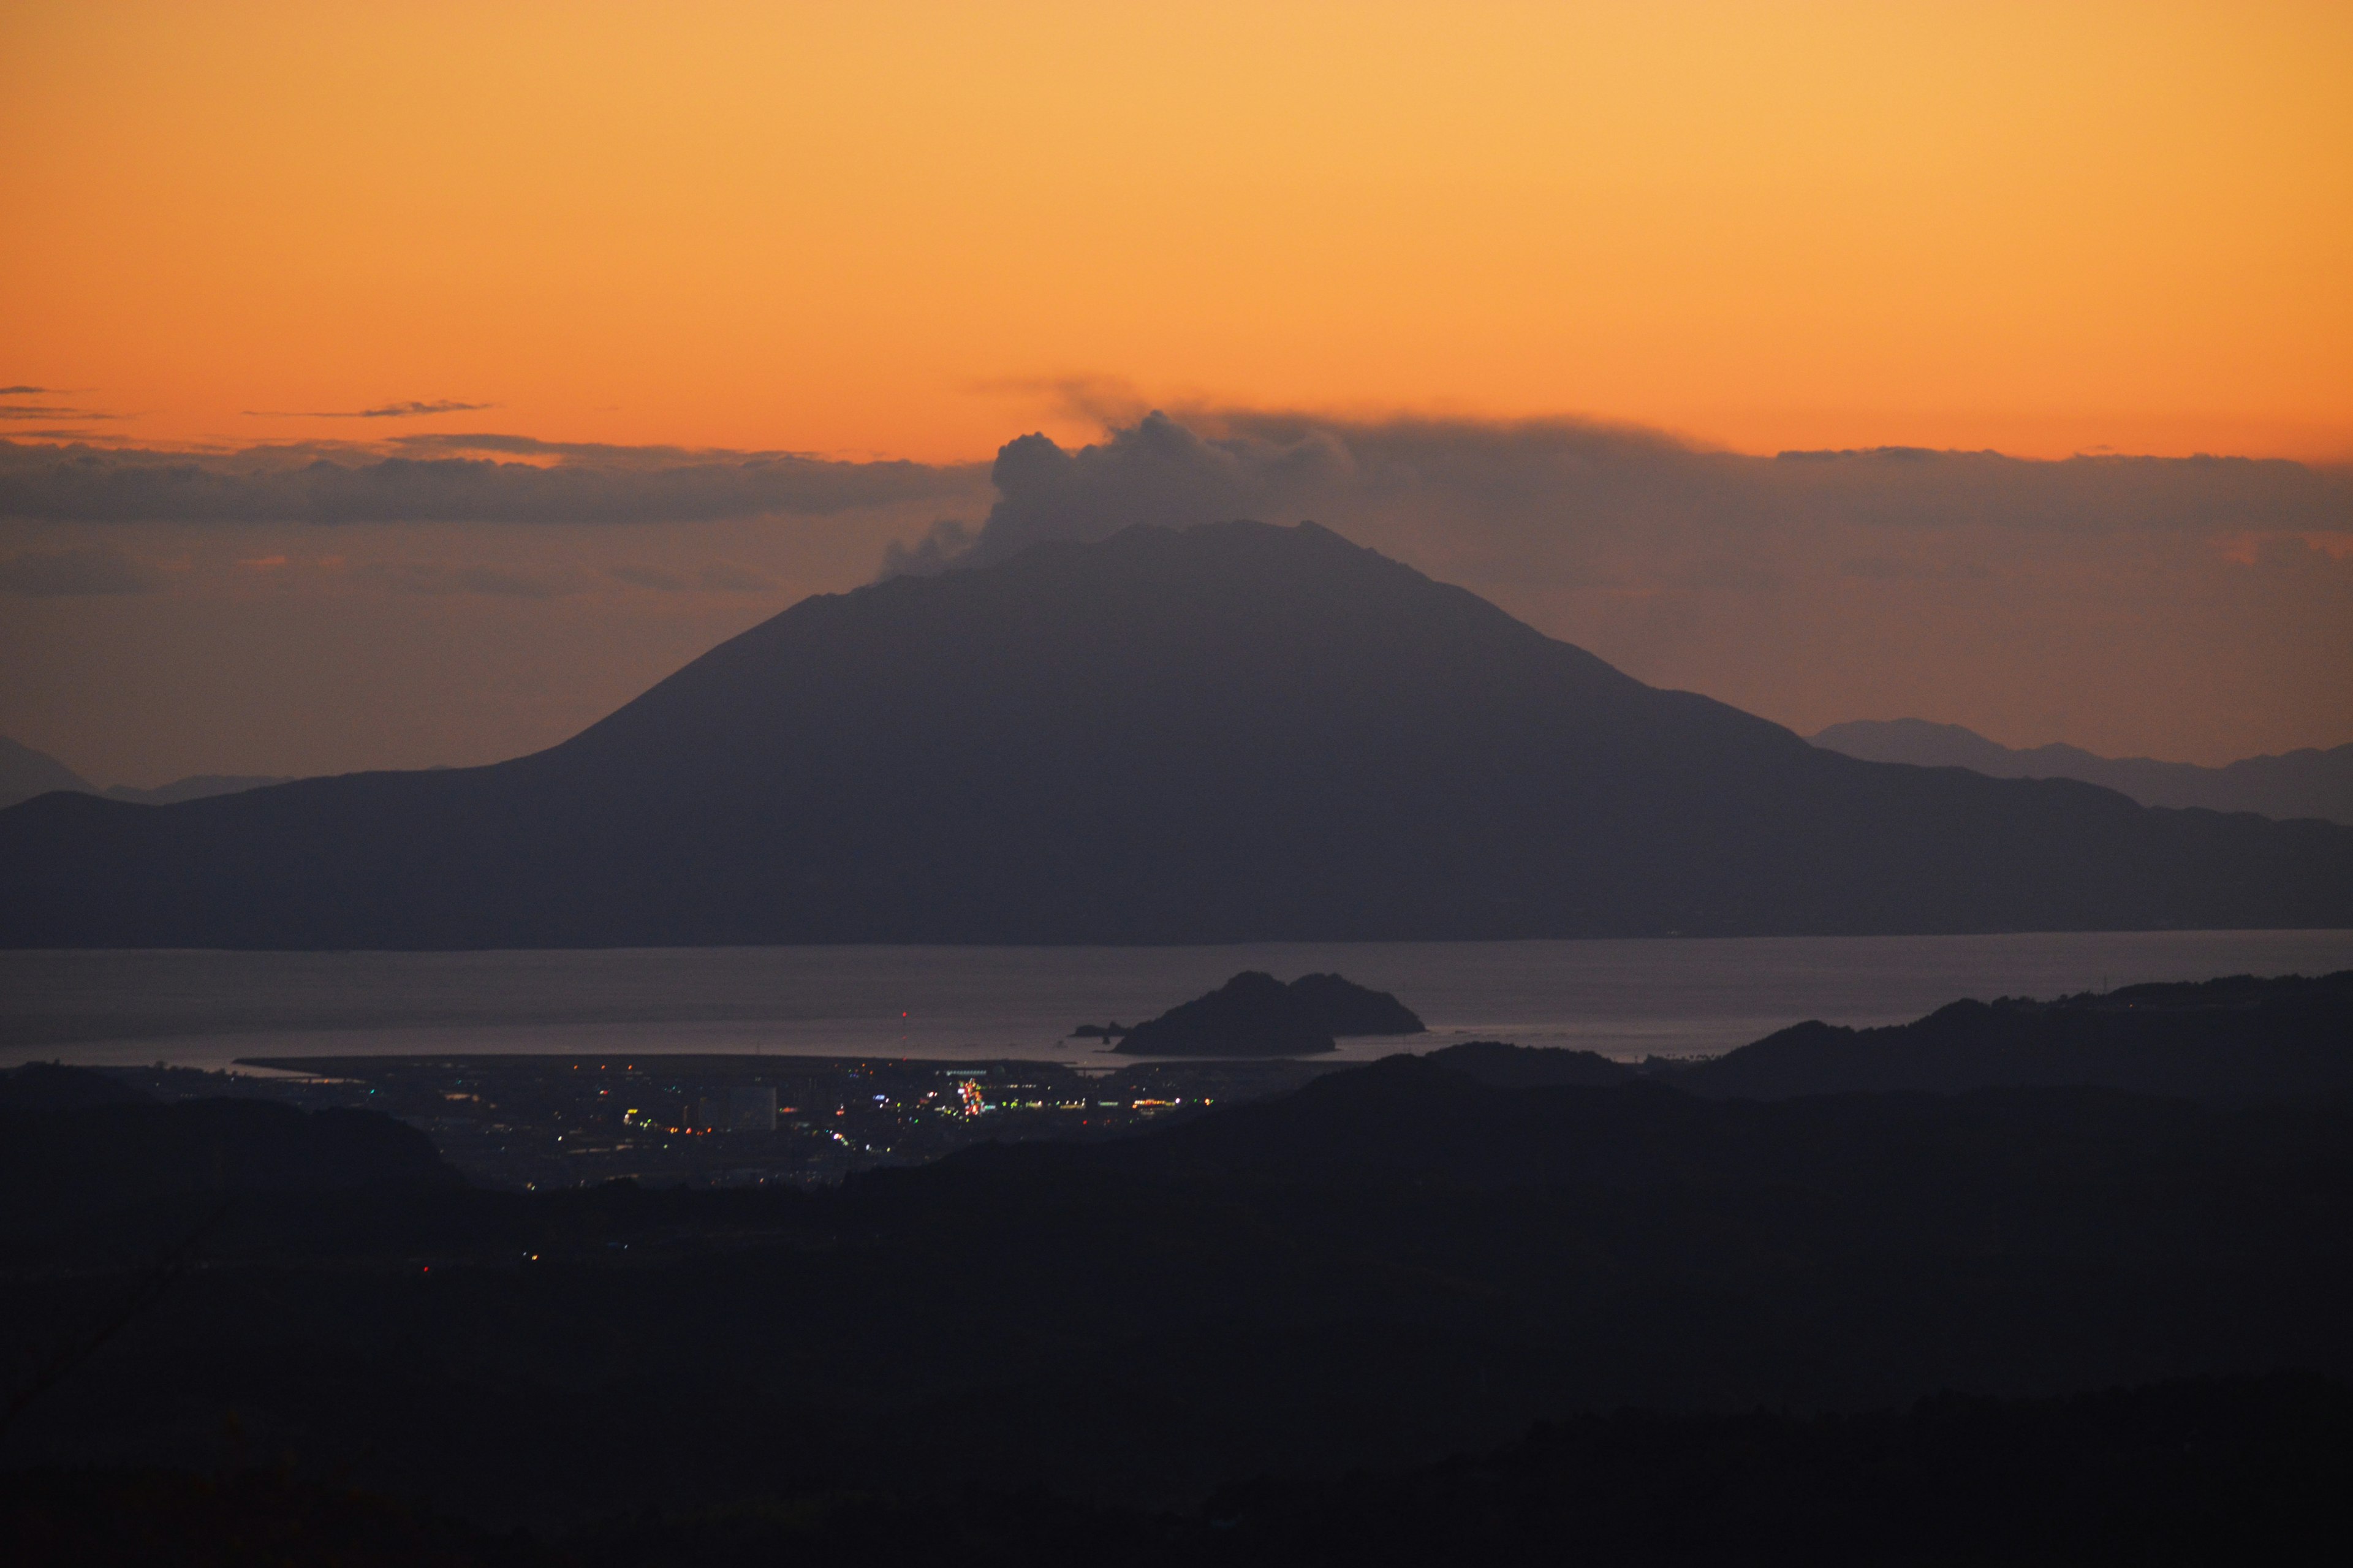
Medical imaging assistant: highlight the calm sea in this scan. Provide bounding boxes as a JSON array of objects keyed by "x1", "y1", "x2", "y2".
[{"x1": 6, "y1": 931, "x2": 2351, "y2": 1072}]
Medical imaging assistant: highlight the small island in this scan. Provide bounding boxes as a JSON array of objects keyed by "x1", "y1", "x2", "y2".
[
  {"x1": 1289, "y1": 972, "x2": 1426, "y2": 1037},
  {"x1": 1110, "y1": 971, "x2": 1427, "y2": 1057}
]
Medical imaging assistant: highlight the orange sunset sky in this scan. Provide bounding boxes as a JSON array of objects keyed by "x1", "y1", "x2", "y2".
[
  {"x1": 3, "y1": 1, "x2": 2350, "y2": 787},
  {"x1": 6, "y1": 0, "x2": 2351, "y2": 463}
]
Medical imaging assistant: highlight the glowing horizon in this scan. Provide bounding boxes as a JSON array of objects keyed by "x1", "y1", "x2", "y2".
[{"x1": 6, "y1": 1, "x2": 2350, "y2": 465}]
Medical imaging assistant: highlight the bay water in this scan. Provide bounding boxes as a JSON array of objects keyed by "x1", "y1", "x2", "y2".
[{"x1": 6, "y1": 929, "x2": 2351, "y2": 1072}]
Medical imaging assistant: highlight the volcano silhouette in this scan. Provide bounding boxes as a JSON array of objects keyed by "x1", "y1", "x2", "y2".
[{"x1": 4, "y1": 521, "x2": 2348, "y2": 947}]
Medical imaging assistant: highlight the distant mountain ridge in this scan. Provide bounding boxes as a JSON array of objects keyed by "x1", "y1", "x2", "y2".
[
  {"x1": 1813, "y1": 718, "x2": 2353, "y2": 825},
  {"x1": 0, "y1": 735, "x2": 93, "y2": 810},
  {"x1": 102, "y1": 773, "x2": 294, "y2": 806},
  {"x1": 0, "y1": 735, "x2": 289, "y2": 810},
  {"x1": 4, "y1": 521, "x2": 2351, "y2": 947}
]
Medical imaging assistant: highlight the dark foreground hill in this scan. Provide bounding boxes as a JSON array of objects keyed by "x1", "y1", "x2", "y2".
[
  {"x1": 1434, "y1": 970, "x2": 2353, "y2": 1102},
  {"x1": 6, "y1": 1034, "x2": 2350, "y2": 1531},
  {"x1": 0, "y1": 1066, "x2": 461, "y2": 1245},
  {"x1": 6, "y1": 520, "x2": 2353, "y2": 946},
  {"x1": 1677, "y1": 969, "x2": 2353, "y2": 1100},
  {"x1": 9, "y1": 1376, "x2": 2349, "y2": 1566}
]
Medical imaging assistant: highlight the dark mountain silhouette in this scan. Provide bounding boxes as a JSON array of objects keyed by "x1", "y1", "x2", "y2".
[
  {"x1": 0, "y1": 735, "x2": 92, "y2": 810},
  {"x1": 0, "y1": 1095, "x2": 460, "y2": 1244},
  {"x1": 5, "y1": 977, "x2": 2353, "y2": 1540},
  {"x1": 1158, "y1": 1377, "x2": 2353, "y2": 1568},
  {"x1": 1115, "y1": 971, "x2": 1336, "y2": 1056},
  {"x1": 1093, "y1": 971, "x2": 2353, "y2": 1183},
  {"x1": 0, "y1": 1061, "x2": 151, "y2": 1111},
  {"x1": 1054, "y1": 1053, "x2": 2311, "y2": 1191},
  {"x1": 12, "y1": 1377, "x2": 2350, "y2": 1567},
  {"x1": 1423, "y1": 1039, "x2": 1635, "y2": 1087},
  {"x1": 4, "y1": 521, "x2": 2352, "y2": 947},
  {"x1": 1675, "y1": 969, "x2": 2353, "y2": 1101},
  {"x1": 1330, "y1": 971, "x2": 2353, "y2": 1100},
  {"x1": 1814, "y1": 717, "x2": 2353, "y2": 825}
]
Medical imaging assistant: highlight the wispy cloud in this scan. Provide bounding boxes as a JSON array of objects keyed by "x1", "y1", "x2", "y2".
[
  {"x1": 0, "y1": 385, "x2": 121, "y2": 422},
  {"x1": 5, "y1": 409, "x2": 2346, "y2": 765},
  {"x1": 355, "y1": 561, "x2": 572, "y2": 598},
  {"x1": 611, "y1": 562, "x2": 781, "y2": 594},
  {"x1": 966, "y1": 374, "x2": 1156, "y2": 431},
  {"x1": 610, "y1": 564, "x2": 689, "y2": 592},
  {"x1": 694, "y1": 562, "x2": 776, "y2": 593},
  {"x1": 244, "y1": 398, "x2": 498, "y2": 419}
]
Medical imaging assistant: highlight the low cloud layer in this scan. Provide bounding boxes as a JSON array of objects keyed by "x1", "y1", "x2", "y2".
[
  {"x1": 0, "y1": 436, "x2": 987, "y2": 526},
  {"x1": 892, "y1": 409, "x2": 2353, "y2": 580},
  {"x1": 354, "y1": 560, "x2": 575, "y2": 599},
  {"x1": 884, "y1": 411, "x2": 2351, "y2": 764},
  {"x1": 612, "y1": 562, "x2": 779, "y2": 594},
  {"x1": 2, "y1": 413, "x2": 2346, "y2": 777}
]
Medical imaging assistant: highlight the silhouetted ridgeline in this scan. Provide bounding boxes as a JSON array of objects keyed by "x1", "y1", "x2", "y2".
[
  {"x1": 102, "y1": 773, "x2": 293, "y2": 806},
  {"x1": 0, "y1": 1060, "x2": 150, "y2": 1110},
  {"x1": 1675, "y1": 969, "x2": 2353, "y2": 1100},
  {"x1": 0, "y1": 734, "x2": 290, "y2": 810},
  {"x1": 5, "y1": 523, "x2": 2352, "y2": 947},
  {"x1": 1426, "y1": 970, "x2": 2353, "y2": 1102},
  {"x1": 0, "y1": 735, "x2": 92, "y2": 811},
  {"x1": 1424, "y1": 1039, "x2": 1639, "y2": 1086}
]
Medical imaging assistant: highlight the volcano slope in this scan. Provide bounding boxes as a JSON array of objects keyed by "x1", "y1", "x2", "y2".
[{"x1": 2, "y1": 520, "x2": 2348, "y2": 947}]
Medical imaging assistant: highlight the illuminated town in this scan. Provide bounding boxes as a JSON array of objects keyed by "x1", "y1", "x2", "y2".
[{"x1": 95, "y1": 1053, "x2": 1337, "y2": 1190}]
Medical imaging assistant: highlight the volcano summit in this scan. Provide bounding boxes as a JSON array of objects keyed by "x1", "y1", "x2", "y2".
[{"x1": 2, "y1": 521, "x2": 2347, "y2": 948}]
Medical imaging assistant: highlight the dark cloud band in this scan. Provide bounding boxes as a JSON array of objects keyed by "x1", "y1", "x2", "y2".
[
  {"x1": 882, "y1": 411, "x2": 2353, "y2": 581},
  {"x1": 243, "y1": 399, "x2": 498, "y2": 419},
  {"x1": 0, "y1": 439, "x2": 988, "y2": 525}
]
